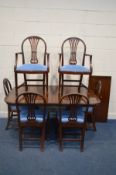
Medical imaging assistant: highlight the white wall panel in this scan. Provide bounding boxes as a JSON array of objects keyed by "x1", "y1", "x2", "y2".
[
  {"x1": 85, "y1": 37, "x2": 116, "y2": 50},
  {"x1": 84, "y1": 24, "x2": 116, "y2": 37},
  {"x1": 85, "y1": 11, "x2": 116, "y2": 25},
  {"x1": 0, "y1": 7, "x2": 15, "y2": 21},
  {"x1": 14, "y1": 8, "x2": 85, "y2": 23},
  {"x1": 0, "y1": 0, "x2": 26, "y2": 7}
]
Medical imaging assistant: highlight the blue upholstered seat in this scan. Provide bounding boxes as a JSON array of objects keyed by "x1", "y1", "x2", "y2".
[
  {"x1": 10, "y1": 105, "x2": 28, "y2": 111},
  {"x1": 16, "y1": 64, "x2": 47, "y2": 72},
  {"x1": 61, "y1": 107, "x2": 85, "y2": 123},
  {"x1": 60, "y1": 65, "x2": 90, "y2": 73},
  {"x1": 10, "y1": 104, "x2": 17, "y2": 110},
  {"x1": 88, "y1": 106, "x2": 94, "y2": 112},
  {"x1": 19, "y1": 107, "x2": 47, "y2": 122}
]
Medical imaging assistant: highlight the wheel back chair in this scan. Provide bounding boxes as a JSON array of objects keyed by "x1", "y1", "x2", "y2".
[
  {"x1": 58, "y1": 37, "x2": 92, "y2": 97},
  {"x1": 14, "y1": 36, "x2": 49, "y2": 97},
  {"x1": 58, "y1": 93, "x2": 89, "y2": 152},
  {"x1": 3, "y1": 78, "x2": 18, "y2": 129},
  {"x1": 16, "y1": 92, "x2": 48, "y2": 151}
]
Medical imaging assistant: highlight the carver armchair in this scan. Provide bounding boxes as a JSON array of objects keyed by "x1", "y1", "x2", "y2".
[
  {"x1": 58, "y1": 37, "x2": 92, "y2": 97},
  {"x1": 14, "y1": 36, "x2": 49, "y2": 97}
]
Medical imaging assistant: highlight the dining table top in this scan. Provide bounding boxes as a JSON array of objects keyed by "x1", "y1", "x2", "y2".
[{"x1": 4, "y1": 85, "x2": 101, "y2": 106}]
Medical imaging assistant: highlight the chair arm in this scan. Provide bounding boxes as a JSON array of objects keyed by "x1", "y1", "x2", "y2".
[
  {"x1": 85, "y1": 54, "x2": 93, "y2": 73},
  {"x1": 14, "y1": 52, "x2": 23, "y2": 70}
]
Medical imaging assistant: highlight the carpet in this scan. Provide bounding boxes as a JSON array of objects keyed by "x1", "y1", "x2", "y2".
[{"x1": 0, "y1": 117, "x2": 116, "y2": 175}]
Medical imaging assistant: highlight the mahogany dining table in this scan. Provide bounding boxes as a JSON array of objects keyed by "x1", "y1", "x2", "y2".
[
  {"x1": 4, "y1": 85, "x2": 101, "y2": 133},
  {"x1": 4, "y1": 85, "x2": 100, "y2": 106}
]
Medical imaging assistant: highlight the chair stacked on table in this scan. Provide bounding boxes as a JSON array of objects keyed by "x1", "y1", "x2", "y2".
[
  {"x1": 14, "y1": 36, "x2": 49, "y2": 98},
  {"x1": 58, "y1": 37, "x2": 92, "y2": 97}
]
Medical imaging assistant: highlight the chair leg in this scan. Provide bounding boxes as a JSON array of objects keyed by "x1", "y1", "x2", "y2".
[
  {"x1": 78, "y1": 75, "x2": 83, "y2": 92},
  {"x1": 46, "y1": 73, "x2": 48, "y2": 97},
  {"x1": 40, "y1": 126, "x2": 45, "y2": 152},
  {"x1": 5, "y1": 108, "x2": 11, "y2": 130},
  {"x1": 58, "y1": 73, "x2": 62, "y2": 98},
  {"x1": 19, "y1": 128, "x2": 23, "y2": 151},
  {"x1": 59, "y1": 73, "x2": 64, "y2": 97},
  {"x1": 80, "y1": 128, "x2": 85, "y2": 152},
  {"x1": 59, "y1": 125, "x2": 63, "y2": 151},
  {"x1": 15, "y1": 72, "x2": 18, "y2": 96},
  {"x1": 46, "y1": 113, "x2": 50, "y2": 140},
  {"x1": 91, "y1": 112, "x2": 97, "y2": 131},
  {"x1": 43, "y1": 74, "x2": 48, "y2": 97},
  {"x1": 93, "y1": 123, "x2": 97, "y2": 131},
  {"x1": 24, "y1": 73, "x2": 28, "y2": 91},
  {"x1": 61, "y1": 74, "x2": 64, "y2": 96}
]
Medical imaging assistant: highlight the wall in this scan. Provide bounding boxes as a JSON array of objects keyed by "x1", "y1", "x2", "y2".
[{"x1": 0, "y1": 0, "x2": 116, "y2": 118}]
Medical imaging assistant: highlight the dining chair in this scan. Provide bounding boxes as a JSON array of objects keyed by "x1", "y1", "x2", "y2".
[
  {"x1": 14, "y1": 36, "x2": 50, "y2": 97},
  {"x1": 3, "y1": 78, "x2": 18, "y2": 129},
  {"x1": 87, "y1": 80, "x2": 102, "y2": 131},
  {"x1": 58, "y1": 93, "x2": 89, "y2": 152},
  {"x1": 58, "y1": 37, "x2": 92, "y2": 97},
  {"x1": 16, "y1": 92, "x2": 47, "y2": 151}
]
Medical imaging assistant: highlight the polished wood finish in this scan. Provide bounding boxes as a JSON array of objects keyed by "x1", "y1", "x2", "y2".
[
  {"x1": 5, "y1": 85, "x2": 100, "y2": 106},
  {"x1": 58, "y1": 37, "x2": 92, "y2": 96},
  {"x1": 14, "y1": 36, "x2": 49, "y2": 97},
  {"x1": 88, "y1": 75, "x2": 111, "y2": 122}
]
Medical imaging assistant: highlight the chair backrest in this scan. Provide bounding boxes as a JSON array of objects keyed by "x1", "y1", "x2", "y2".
[
  {"x1": 21, "y1": 36, "x2": 47, "y2": 65},
  {"x1": 61, "y1": 37, "x2": 86, "y2": 66},
  {"x1": 59, "y1": 93, "x2": 89, "y2": 122},
  {"x1": 3, "y1": 78, "x2": 12, "y2": 96},
  {"x1": 16, "y1": 92, "x2": 46, "y2": 121}
]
